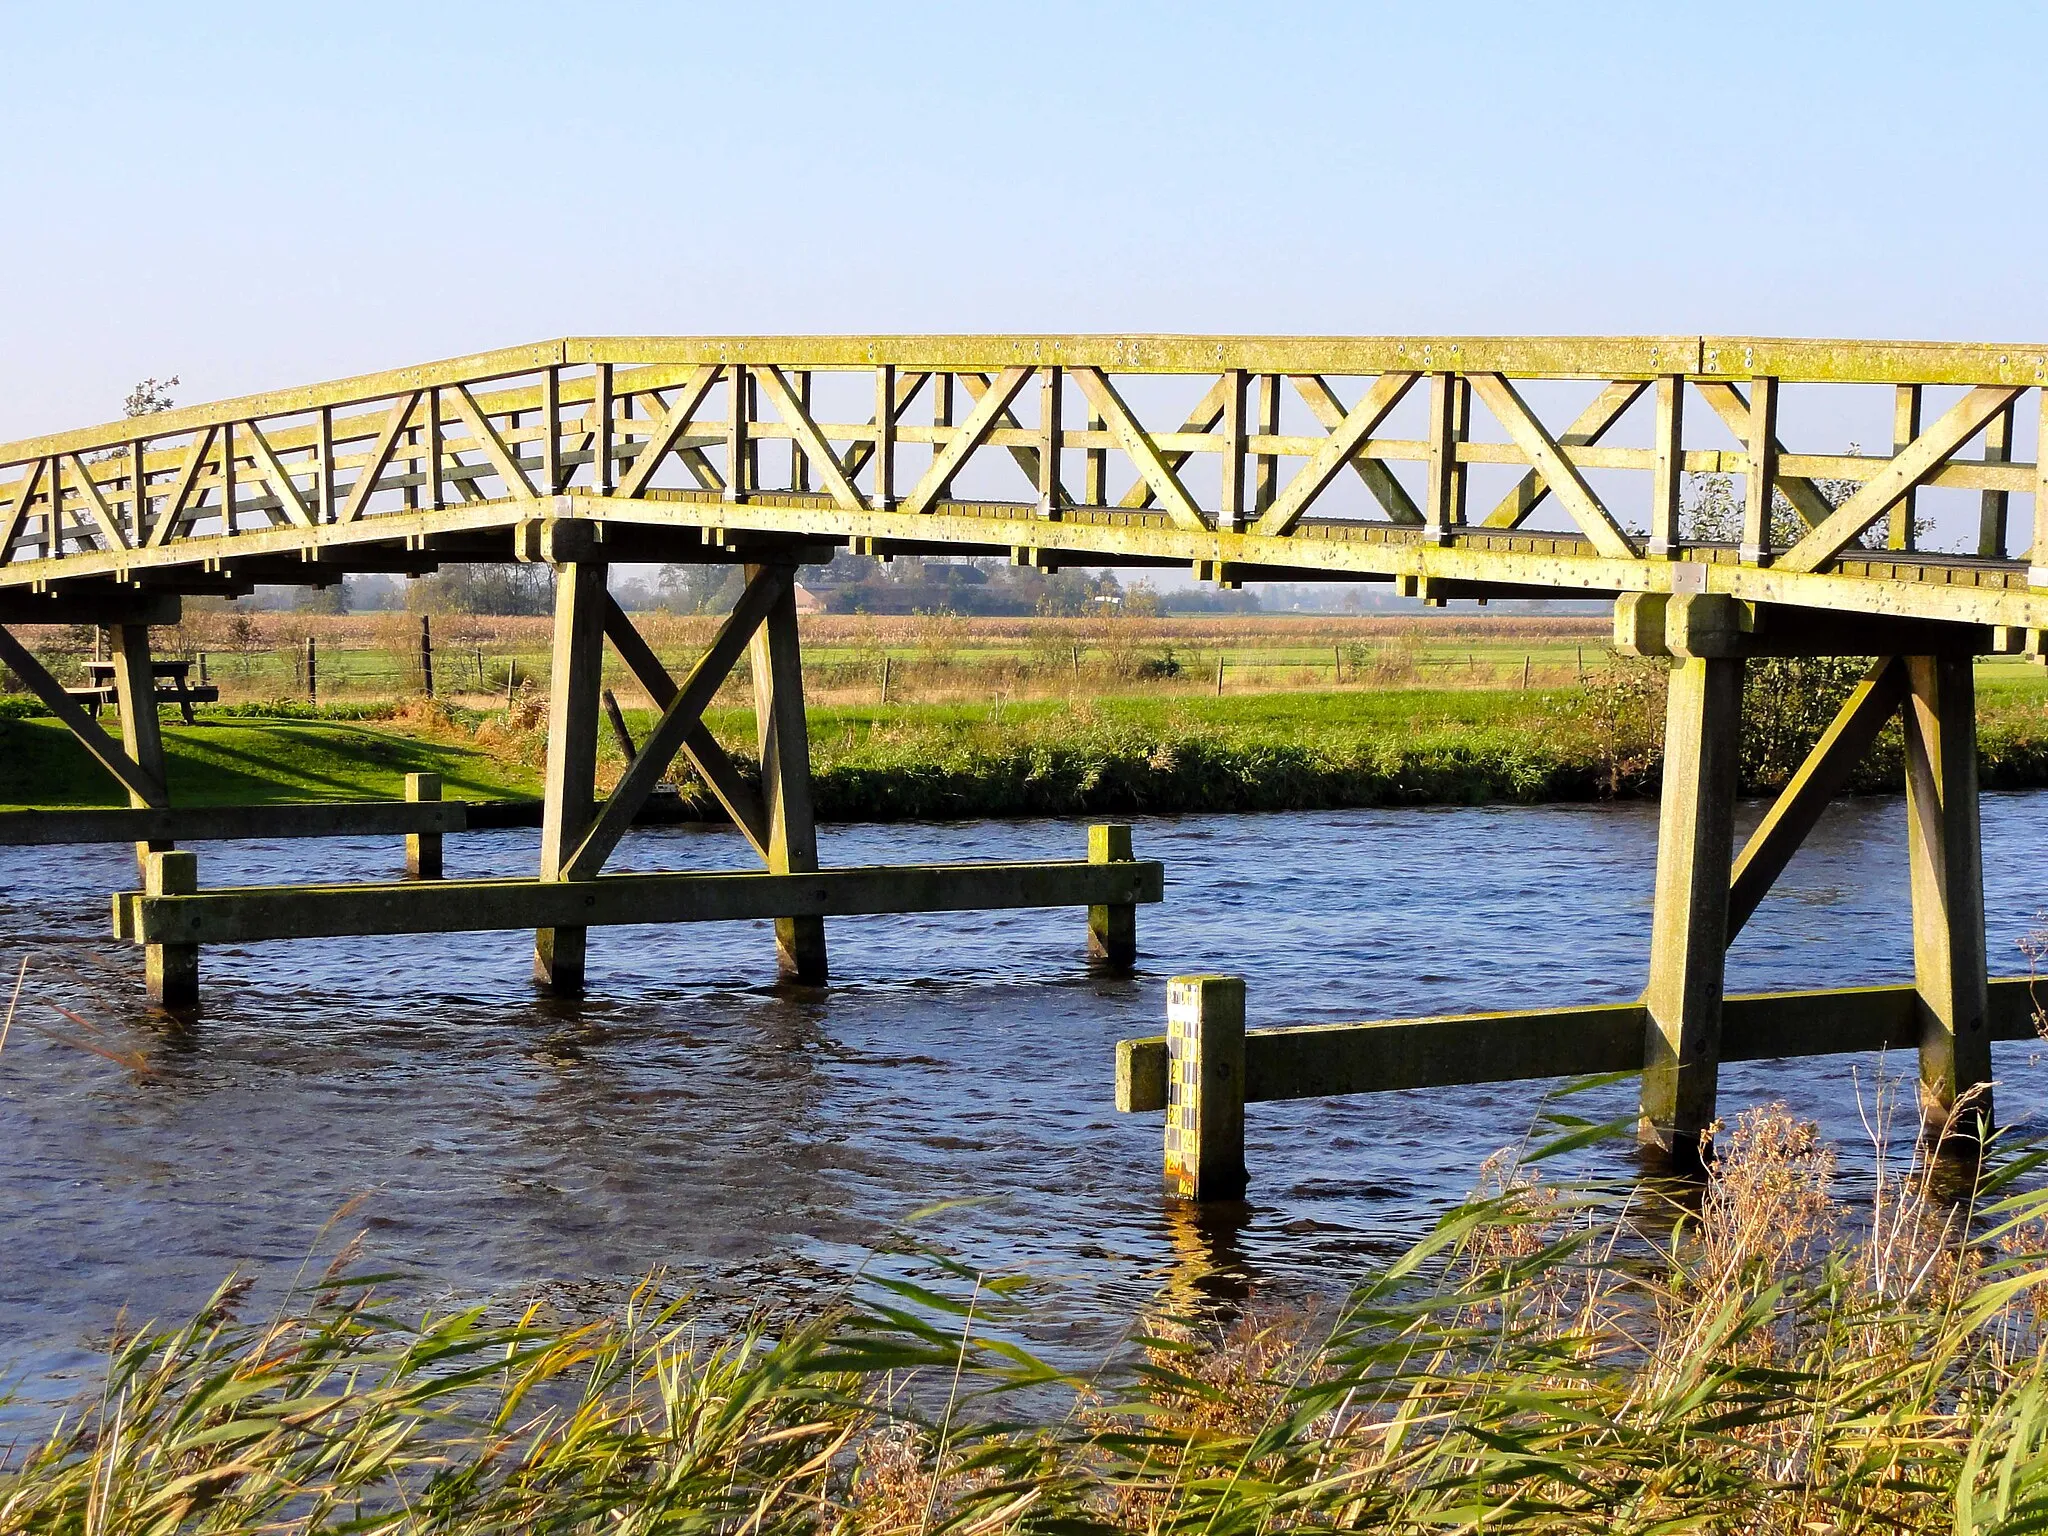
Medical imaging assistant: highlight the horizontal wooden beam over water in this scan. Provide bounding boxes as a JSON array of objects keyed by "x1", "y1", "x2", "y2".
[
  {"x1": 1115, "y1": 978, "x2": 2042, "y2": 1112},
  {"x1": 0, "y1": 799, "x2": 468, "y2": 847},
  {"x1": 116, "y1": 858, "x2": 1165, "y2": 945}
]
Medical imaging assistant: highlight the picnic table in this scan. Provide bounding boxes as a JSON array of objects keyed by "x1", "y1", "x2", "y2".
[{"x1": 67, "y1": 659, "x2": 219, "y2": 724}]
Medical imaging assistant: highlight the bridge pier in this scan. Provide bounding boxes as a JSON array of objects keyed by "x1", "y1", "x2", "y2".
[
  {"x1": 1123, "y1": 595, "x2": 2005, "y2": 1197},
  {"x1": 748, "y1": 561, "x2": 828, "y2": 983},
  {"x1": 533, "y1": 554, "x2": 607, "y2": 994},
  {"x1": 109, "y1": 623, "x2": 174, "y2": 870},
  {"x1": 1903, "y1": 653, "x2": 1992, "y2": 1148},
  {"x1": 1640, "y1": 651, "x2": 1743, "y2": 1166}
]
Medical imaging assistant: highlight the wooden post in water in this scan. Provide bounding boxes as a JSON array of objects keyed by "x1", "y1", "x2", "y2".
[
  {"x1": 1640, "y1": 651, "x2": 1744, "y2": 1166},
  {"x1": 535, "y1": 554, "x2": 607, "y2": 993},
  {"x1": 1164, "y1": 974, "x2": 1247, "y2": 1201},
  {"x1": 145, "y1": 849, "x2": 199, "y2": 1009},
  {"x1": 405, "y1": 772, "x2": 442, "y2": 879},
  {"x1": 109, "y1": 622, "x2": 171, "y2": 868},
  {"x1": 1902, "y1": 653, "x2": 1992, "y2": 1149},
  {"x1": 1088, "y1": 822, "x2": 1137, "y2": 969},
  {"x1": 748, "y1": 563, "x2": 828, "y2": 983}
]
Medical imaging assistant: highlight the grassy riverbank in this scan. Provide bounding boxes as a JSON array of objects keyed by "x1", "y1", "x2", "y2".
[
  {"x1": 7, "y1": 1108, "x2": 2048, "y2": 1531},
  {"x1": 7, "y1": 663, "x2": 2048, "y2": 820}
]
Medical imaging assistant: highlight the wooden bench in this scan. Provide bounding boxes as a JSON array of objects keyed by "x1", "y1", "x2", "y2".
[{"x1": 65, "y1": 660, "x2": 219, "y2": 723}]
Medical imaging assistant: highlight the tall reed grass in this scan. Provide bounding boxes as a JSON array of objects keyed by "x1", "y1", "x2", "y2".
[{"x1": 7, "y1": 1099, "x2": 2048, "y2": 1532}]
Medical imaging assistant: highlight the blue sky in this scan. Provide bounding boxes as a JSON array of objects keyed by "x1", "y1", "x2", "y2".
[{"x1": 2, "y1": 1, "x2": 2042, "y2": 437}]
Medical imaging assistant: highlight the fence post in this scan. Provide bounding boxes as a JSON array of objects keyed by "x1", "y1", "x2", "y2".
[
  {"x1": 306, "y1": 636, "x2": 317, "y2": 704},
  {"x1": 145, "y1": 849, "x2": 200, "y2": 1009},
  {"x1": 419, "y1": 615, "x2": 434, "y2": 698},
  {"x1": 406, "y1": 772, "x2": 443, "y2": 879},
  {"x1": 1164, "y1": 974, "x2": 1247, "y2": 1201}
]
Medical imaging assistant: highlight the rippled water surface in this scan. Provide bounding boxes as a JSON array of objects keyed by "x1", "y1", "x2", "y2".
[{"x1": 5, "y1": 795, "x2": 2048, "y2": 1395}]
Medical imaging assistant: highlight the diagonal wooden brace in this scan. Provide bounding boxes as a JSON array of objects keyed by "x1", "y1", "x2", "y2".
[
  {"x1": 1481, "y1": 380, "x2": 1647, "y2": 529},
  {"x1": 598, "y1": 593, "x2": 770, "y2": 857},
  {"x1": 1694, "y1": 382, "x2": 1834, "y2": 534},
  {"x1": 563, "y1": 574, "x2": 781, "y2": 879},
  {"x1": 1727, "y1": 657, "x2": 1906, "y2": 943},
  {"x1": 0, "y1": 624, "x2": 167, "y2": 806},
  {"x1": 1467, "y1": 373, "x2": 1638, "y2": 560},
  {"x1": 1778, "y1": 387, "x2": 2024, "y2": 573}
]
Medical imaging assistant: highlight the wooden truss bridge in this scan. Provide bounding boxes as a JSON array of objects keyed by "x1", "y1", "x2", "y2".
[{"x1": 2, "y1": 334, "x2": 2044, "y2": 1176}]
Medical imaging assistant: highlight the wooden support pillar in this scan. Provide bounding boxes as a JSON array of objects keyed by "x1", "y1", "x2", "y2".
[
  {"x1": 1640, "y1": 654, "x2": 1744, "y2": 1165},
  {"x1": 145, "y1": 849, "x2": 198, "y2": 1010},
  {"x1": 405, "y1": 772, "x2": 442, "y2": 879},
  {"x1": 1740, "y1": 377, "x2": 1779, "y2": 566},
  {"x1": 1888, "y1": 384, "x2": 1923, "y2": 551},
  {"x1": 1901, "y1": 653, "x2": 1992, "y2": 1147},
  {"x1": 748, "y1": 563, "x2": 828, "y2": 983},
  {"x1": 1087, "y1": 822, "x2": 1137, "y2": 969},
  {"x1": 534, "y1": 559, "x2": 607, "y2": 993},
  {"x1": 1089, "y1": 823, "x2": 1138, "y2": 966},
  {"x1": 1164, "y1": 974, "x2": 1247, "y2": 1202},
  {"x1": 1423, "y1": 372, "x2": 1468, "y2": 544},
  {"x1": 109, "y1": 622, "x2": 171, "y2": 867},
  {"x1": 1648, "y1": 375, "x2": 1684, "y2": 558}
]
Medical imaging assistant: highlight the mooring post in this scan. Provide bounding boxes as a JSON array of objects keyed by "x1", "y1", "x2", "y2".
[
  {"x1": 405, "y1": 771, "x2": 443, "y2": 879},
  {"x1": 1640, "y1": 651, "x2": 1744, "y2": 1167},
  {"x1": 748, "y1": 562, "x2": 828, "y2": 983},
  {"x1": 1088, "y1": 822, "x2": 1138, "y2": 969},
  {"x1": 109, "y1": 622, "x2": 171, "y2": 869},
  {"x1": 145, "y1": 848, "x2": 199, "y2": 1009},
  {"x1": 1902, "y1": 653, "x2": 1992, "y2": 1148},
  {"x1": 1164, "y1": 974, "x2": 1247, "y2": 1201},
  {"x1": 535, "y1": 551, "x2": 607, "y2": 993}
]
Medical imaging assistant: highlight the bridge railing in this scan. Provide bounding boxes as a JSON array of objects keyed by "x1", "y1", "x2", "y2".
[{"x1": 2, "y1": 336, "x2": 2043, "y2": 581}]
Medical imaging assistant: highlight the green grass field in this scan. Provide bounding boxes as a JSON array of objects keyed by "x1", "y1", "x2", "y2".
[{"x1": 5, "y1": 660, "x2": 2045, "y2": 819}]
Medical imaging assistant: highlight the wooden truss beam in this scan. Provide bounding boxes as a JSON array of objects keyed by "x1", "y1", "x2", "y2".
[
  {"x1": 1069, "y1": 368, "x2": 1205, "y2": 529},
  {"x1": 120, "y1": 858, "x2": 1166, "y2": 945},
  {"x1": 1115, "y1": 977, "x2": 2039, "y2": 1113},
  {"x1": 1288, "y1": 374, "x2": 1423, "y2": 523},
  {"x1": 899, "y1": 366, "x2": 1031, "y2": 515},
  {"x1": 597, "y1": 592, "x2": 770, "y2": 859},
  {"x1": 751, "y1": 366, "x2": 866, "y2": 513},
  {"x1": 1467, "y1": 374, "x2": 1638, "y2": 560},
  {"x1": 1779, "y1": 387, "x2": 2024, "y2": 572},
  {"x1": 1256, "y1": 372, "x2": 1418, "y2": 537},
  {"x1": 0, "y1": 800, "x2": 465, "y2": 847},
  {"x1": 613, "y1": 366, "x2": 720, "y2": 500},
  {"x1": 0, "y1": 625, "x2": 167, "y2": 806},
  {"x1": 1693, "y1": 382, "x2": 1835, "y2": 533},
  {"x1": 1117, "y1": 376, "x2": 1232, "y2": 511},
  {"x1": 1727, "y1": 657, "x2": 1906, "y2": 942},
  {"x1": 1481, "y1": 380, "x2": 1647, "y2": 529},
  {"x1": 563, "y1": 571, "x2": 782, "y2": 879}
]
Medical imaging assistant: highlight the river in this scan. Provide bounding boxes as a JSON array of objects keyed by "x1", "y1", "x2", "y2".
[{"x1": 4, "y1": 794, "x2": 2047, "y2": 1401}]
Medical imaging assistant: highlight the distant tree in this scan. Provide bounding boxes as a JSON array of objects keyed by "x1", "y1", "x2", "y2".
[
  {"x1": 123, "y1": 377, "x2": 180, "y2": 417},
  {"x1": 406, "y1": 563, "x2": 553, "y2": 615}
]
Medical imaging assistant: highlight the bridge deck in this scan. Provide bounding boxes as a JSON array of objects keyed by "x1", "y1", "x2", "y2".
[{"x1": 2, "y1": 334, "x2": 2042, "y2": 630}]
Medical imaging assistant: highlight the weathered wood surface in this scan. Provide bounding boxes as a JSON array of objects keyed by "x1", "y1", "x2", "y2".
[
  {"x1": 10, "y1": 338, "x2": 2048, "y2": 634},
  {"x1": 1903, "y1": 653, "x2": 1994, "y2": 1137},
  {"x1": 1163, "y1": 975, "x2": 1247, "y2": 1201},
  {"x1": 0, "y1": 799, "x2": 468, "y2": 846},
  {"x1": 1639, "y1": 652, "x2": 1743, "y2": 1156},
  {"x1": 1115, "y1": 977, "x2": 2042, "y2": 1113},
  {"x1": 119, "y1": 859, "x2": 1166, "y2": 945}
]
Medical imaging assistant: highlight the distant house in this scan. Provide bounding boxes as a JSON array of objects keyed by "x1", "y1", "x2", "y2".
[{"x1": 792, "y1": 582, "x2": 826, "y2": 615}]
